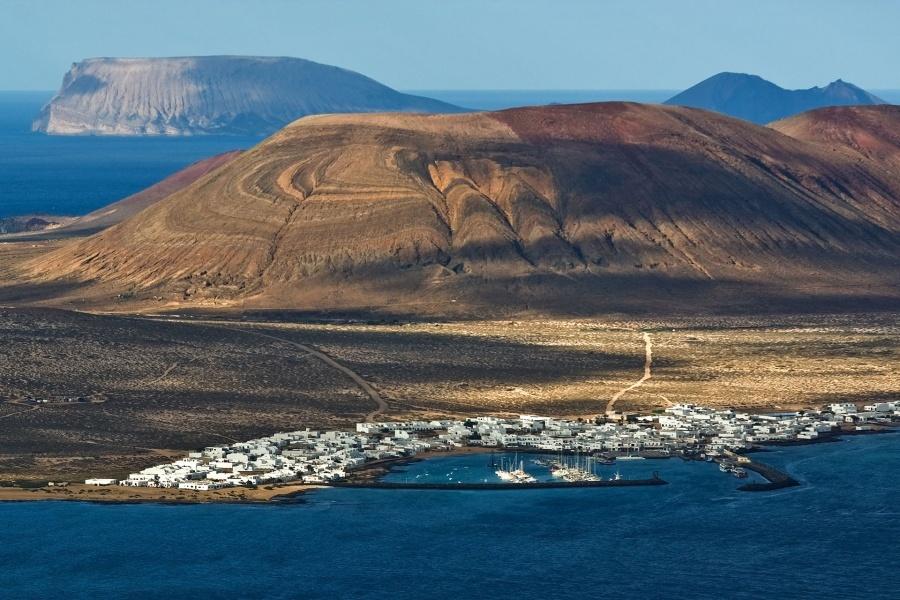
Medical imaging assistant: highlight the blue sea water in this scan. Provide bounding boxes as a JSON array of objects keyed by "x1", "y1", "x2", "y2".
[
  {"x1": 406, "y1": 89, "x2": 677, "y2": 111},
  {"x1": 872, "y1": 89, "x2": 900, "y2": 104},
  {"x1": 0, "y1": 92, "x2": 262, "y2": 218},
  {"x1": 1, "y1": 433, "x2": 897, "y2": 600}
]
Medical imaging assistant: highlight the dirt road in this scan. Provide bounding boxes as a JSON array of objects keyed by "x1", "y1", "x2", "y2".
[
  {"x1": 606, "y1": 332, "x2": 652, "y2": 416},
  {"x1": 216, "y1": 324, "x2": 388, "y2": 422}
]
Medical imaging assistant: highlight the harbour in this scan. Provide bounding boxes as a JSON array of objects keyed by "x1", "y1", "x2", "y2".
[
  {"x1": 329, "y1": 476, "x2": 668, "y2": 490},
  {"x1": 59, "y1": 401, "x2": 896, "y2": 498},
  {"x1": 3, "y1": 432, "x2": 895, "y2": 599}
]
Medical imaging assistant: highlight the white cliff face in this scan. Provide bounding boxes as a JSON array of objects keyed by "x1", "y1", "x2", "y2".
[{"x1": 33, "y1": 56, "x2": 460, "y2": 136}]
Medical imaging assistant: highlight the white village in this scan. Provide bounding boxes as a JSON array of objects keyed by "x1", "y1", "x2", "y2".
[{"x1": 84, "y1": 401, "x2": 900, "y2": 490}]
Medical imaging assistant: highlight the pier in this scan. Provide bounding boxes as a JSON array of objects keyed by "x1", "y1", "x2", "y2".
[
  {"x1": 328, "y1": 474, "x2": 668, "y2": 490},
  {"x1": 737, "y1": 459, "x2": 799, "y2": 492}
]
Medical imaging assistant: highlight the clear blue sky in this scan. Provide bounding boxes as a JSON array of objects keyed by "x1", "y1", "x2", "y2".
[{"x1": 2, "y1": 0, "x2": 898, "y2": 91}]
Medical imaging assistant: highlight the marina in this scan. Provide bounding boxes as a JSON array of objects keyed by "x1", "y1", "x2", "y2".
[
  {"x1": 86, "y1": 401, "x2": 898, "y2": 494},
  {"x1": 329, "y1": 476, "x2": 667, "y2": 490}
]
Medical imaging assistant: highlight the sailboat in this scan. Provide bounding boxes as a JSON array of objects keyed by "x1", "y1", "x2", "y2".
[
  {"x1": 551, "y1": 451, "x2": 600, "y2": 482},
  {"x1": 495, "y1": 455, "x2": 536, "y2": 483},
  {"x1": 495, "y1": 455, "x2": 516, "y2": 481},
  {"x1": 509, "y1": 459, "x2": 537, "y2": 483}
]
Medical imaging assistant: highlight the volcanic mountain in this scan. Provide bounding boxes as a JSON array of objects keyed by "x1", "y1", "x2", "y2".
[
  {"x1": 20, "y1": 103, "x2": 900, "y2": 316},
  {"x1": 32, "y1": 56, "x2": 461, "y2": 136},
  {"x1": 665, "y1": 73, "x2": 885, "y2": 124}
]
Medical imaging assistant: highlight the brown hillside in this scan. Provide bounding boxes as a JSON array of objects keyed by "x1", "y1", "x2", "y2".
[
  {"x1": 19, "y1": 103, "x2": 900, "y2": 315},
  {"x1": 770, "y1": 105, "x2": 900, "y2": 164},
  {"x1": 57, "y1": 150, "x2": 243, "y2": 235}
]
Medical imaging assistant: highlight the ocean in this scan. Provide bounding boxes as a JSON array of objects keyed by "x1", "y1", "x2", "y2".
[
  {"x1": 0, "y1": 92, "x2": 262, "y2": 218},
  {"x1": 1, "y1": 433, "x2": 897, "y2": 599},
  {"x1": 405, "y1": 89, "x2": 677, "y2": 110}
]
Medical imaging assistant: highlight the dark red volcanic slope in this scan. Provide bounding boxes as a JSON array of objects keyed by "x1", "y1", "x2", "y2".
[
  {"x1": 770, "y1": 105, "x2": 900, "y2": 163},
  {"x1": 16, "y1": 103, "x2": 900, "y2": 315}
]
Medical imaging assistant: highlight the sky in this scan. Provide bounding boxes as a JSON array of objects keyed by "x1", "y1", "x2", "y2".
[{"x1": 2, "y1": 0, "x2": 899, "y2": 91}]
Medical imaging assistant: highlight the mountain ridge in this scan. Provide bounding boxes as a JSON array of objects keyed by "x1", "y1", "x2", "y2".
[
  {"x1": 15, "y1": 102, "x2": 900, "y2": 316},
  {"x1": 665, "y1": 72, "x2": 885, "y2": 124}
]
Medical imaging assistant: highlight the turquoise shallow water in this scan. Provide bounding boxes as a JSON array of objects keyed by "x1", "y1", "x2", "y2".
[
  {"x1": 381, "y1": 449, "x2": 771, "y2": 484},
  {"x1": 1, "y1": 433, "x2": 897, "y2": 600}
]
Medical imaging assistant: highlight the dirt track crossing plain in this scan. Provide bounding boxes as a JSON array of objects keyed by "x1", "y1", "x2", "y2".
[{"x1": 1, "y1": 308, "x2": 897, "y2": 482}]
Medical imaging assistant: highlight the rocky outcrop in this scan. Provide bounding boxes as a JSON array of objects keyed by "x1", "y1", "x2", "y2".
[
  {"x1": 33, "y1": 56, "x2": 461, "y2": 136},
  {"x1": 0, "y1": 215, "x2": 73, "y2": 235},
  {"x1": 665, "y1": 72, "x2": 885, "y2": 124}
]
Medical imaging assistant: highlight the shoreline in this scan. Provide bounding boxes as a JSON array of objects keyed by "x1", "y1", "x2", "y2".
[
  {"x1": 0, "y1": 482, "x2": 320, "y2": 505},
  {"x1": 330, "y1": 477, "x2": 668, "y2": 490},
  {"x1": 0, "y1": 447, "x2": 491, "y2": 505},
  {"x1": 1, "y1": 425, "x2": 895, "y2": 504}
]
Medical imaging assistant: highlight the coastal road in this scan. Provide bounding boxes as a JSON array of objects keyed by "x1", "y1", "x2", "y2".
[
  {"x1": 606, "y1": 332, "x2": 653, "y2": 416},
  {"x1": 215, "y1": 324, "x2": 388, "y2": 422}
]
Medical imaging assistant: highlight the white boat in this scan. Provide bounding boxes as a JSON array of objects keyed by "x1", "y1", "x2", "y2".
[
  {"x1": 495, "y1": 468, "x2": 517, "y2": 481},
  {"x1": 549, "y1": 460, "x2": 570, "y2": 479},
  {"x1": 551, "y1": 453, "x2": 601, "y2": 482},
  {"x1": 616, "y1": 455, "x2": 645, "y2": 461},
  {"x1": 495, "y1": 456, "x2": 536, "y2": 483},
  {"x1": 509, "y1": 460, "x2": 536, "y2": 483}
]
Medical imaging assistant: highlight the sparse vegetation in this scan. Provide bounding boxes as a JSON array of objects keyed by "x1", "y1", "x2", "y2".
[{"x1": 1, "y1": 308, "x2": 896, "y2": 482}]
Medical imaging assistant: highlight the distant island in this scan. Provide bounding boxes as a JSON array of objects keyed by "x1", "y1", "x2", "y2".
[
  {"x1": 32, "y1": 56, "x2": 462, "y2": 136},
  {"x1": 665, "y1": 72, "x2": 885, "y2": 123}
]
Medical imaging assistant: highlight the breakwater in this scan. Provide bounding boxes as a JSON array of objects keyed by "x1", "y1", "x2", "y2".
[
  {"x1": 328, "y1": 475, "x2": 668, "y2": 490},
  {"x1": 738, "y1": 460, "x2": 799, "y2": 492}
]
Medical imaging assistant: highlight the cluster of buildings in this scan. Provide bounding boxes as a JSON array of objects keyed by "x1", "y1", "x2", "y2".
[
  {"x1": 20, "y1": 395, "x2": 92, "y2": 405},
  {"x1": 111, "y1": 429, "x2": 428, "y2": 490},
  {"x1": 86, "y1": 401, "x2": 899, "y2": 489}
]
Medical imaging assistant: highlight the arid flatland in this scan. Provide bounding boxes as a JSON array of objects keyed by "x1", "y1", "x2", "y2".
[{"x1": 1, "y1": 308, "x2": 896, "y2": 484}]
